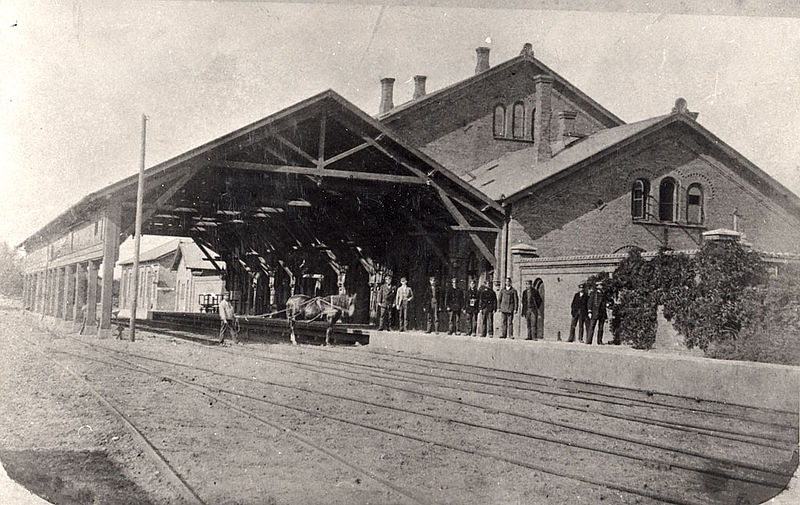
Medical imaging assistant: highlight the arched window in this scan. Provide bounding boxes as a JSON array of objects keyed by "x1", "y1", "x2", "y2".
[
  {"x1": 659, "y1": 178, "x2": 677, "y2": 222},
  {"x1": 493, "y1": 104, "x2": 506, "y2": 137},
  {"x1": 631, "y1": 179, "x2": 649, "y2": 220},
  {"x1": 512, "y1": 101, "x2": 525, "y2": 139},
  {"x1": 686, "y1": 183, "x2": 704, "y2": 224}
]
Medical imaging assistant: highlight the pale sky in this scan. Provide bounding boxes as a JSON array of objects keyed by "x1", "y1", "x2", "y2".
[{"x1": 2, "y1": 1, "x2": 800, "y2": 250}]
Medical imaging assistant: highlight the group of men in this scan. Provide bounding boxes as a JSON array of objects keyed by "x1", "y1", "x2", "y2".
[
  {"x1": 375, "y1": 275, "x2": 543, "y2": 339},
  {"x1": 569, "y1": 281, "x2": 615, "y2": 345}
]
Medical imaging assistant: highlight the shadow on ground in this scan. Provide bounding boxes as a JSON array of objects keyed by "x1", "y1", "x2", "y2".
[{"x1": 1, "y1": 449, "x2": 158, "y2": 505}]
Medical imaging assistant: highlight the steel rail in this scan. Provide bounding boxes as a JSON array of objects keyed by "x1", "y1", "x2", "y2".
[
  {"x1": 62, "y1": 335, "x2": 794, "y2": 486},
  {"x1": 16, "y1": 334, "x2": 207, "y2": 505},
  {"x1": 56, "y1": 339, "x2": 720, "y2": 505}
]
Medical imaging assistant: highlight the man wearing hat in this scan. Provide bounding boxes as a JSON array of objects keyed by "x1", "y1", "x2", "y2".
[
  {"x1": 497, "y1": 277, "x2": 518, "y2": 338},
  {"x1": 587, "y1": 281, "x2": 608, "y2": 345},
  {"x1": 377, "y1": 274, "x2": 396, "y2": 331},
  {"x1": 445, "y1": 277, "x2": 464, "y2": 335},
  {"x1": 568, "y1": 283, "x2": 589, "y2": 342},
  {"x1": 521, "y1": 279, "x2": 543, "y2": 340}
]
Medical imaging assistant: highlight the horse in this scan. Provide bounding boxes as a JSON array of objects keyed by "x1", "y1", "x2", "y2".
[{"x1": 285, "y1": 292, "x2": 357, "y2": 346}]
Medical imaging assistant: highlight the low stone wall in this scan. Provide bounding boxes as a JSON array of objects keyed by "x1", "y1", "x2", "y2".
[{"x1": 369, "y1": 331, "x2": 800, "y2": 412}]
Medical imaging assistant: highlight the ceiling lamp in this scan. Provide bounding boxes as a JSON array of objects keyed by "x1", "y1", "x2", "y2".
[{"x1": 287, "y1": 199, "x2": 312, "y2": 208}]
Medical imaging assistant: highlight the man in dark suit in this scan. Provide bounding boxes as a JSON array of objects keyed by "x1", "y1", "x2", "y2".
[
  {"x1": 477, "y1": 279, "x2": 496, "y2": 337},
  {"x1": 464, "y1": 279, "x2": 480, "y2": 336},
  {"x1": 445, "y1": 277, "x2": 465, "y2": 335},
  {"x1": 521, "y1": 279, "x2": 543, "y2": 340},
  {"x1": 376, "y1": 274, "x2": 396, "y2": 331},
  {"x1": 568, "y1": 283, "x2": 588, "y2": 342},
  {"x1": 422, "y1": 276, "x2": 443, "y2": 333},
  {"x1": 497, "y1": 277, "x2": 518, "y2": 338},
  {"x1": 587, "y1": 281, "x2": 608, "y2": 345}
]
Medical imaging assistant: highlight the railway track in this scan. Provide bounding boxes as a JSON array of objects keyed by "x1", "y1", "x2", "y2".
[
  {"x1": 15, "y1": 312, "x2": 798, "y2": 504},
  {"x1": 33, "y1": 323, "x2": 798, "y2": 504}
]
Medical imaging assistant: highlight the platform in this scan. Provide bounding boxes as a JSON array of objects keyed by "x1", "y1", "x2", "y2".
[{"x1": 368, "y1": 330, "x2": 800, "y2": 413}]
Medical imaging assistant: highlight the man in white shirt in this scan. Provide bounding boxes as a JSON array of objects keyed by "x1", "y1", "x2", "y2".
[{"x1": 218, "y1": 293, "x2": 239, "y2": 345}]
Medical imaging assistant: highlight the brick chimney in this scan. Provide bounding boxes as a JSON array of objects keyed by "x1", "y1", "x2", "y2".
[
  {"x1": 533, "y1": 75, "x2": 554, "y2": 162},
  {"x1": 556, "y1": 110, "x2": 577, "y2": 138},
  {"x1": 379, "y1": 77, "x2": 395, "y2": 114},
  {"x1": 475, "y1": 47, "x2": 490, "y2": 74},
  {"x1": 413, "y1": 75, "x2": 427, "y2": 100}
]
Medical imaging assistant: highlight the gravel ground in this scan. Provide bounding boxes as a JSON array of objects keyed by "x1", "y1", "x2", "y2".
[{"x1": 1, "y1": 303, "x2": 796, "y2": 505}]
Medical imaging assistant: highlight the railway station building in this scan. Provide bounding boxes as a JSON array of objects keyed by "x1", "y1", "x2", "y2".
[{"x1": 19, "y1": 43, "x2": 800, "y2": 339}]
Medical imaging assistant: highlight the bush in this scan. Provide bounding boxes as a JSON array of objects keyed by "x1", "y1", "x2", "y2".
[{"x1": 593, "y1": 241, "x2": 774, "y2": 355}]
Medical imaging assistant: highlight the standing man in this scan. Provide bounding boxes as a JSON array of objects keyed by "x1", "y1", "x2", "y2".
[
  {"x1": 478, "y1": 279, "x2": 496, "y2": 337},
  {"x1": 377, "y1": 274, "x2": 396, "y2": 331},
  {"x1": 218, "y1": 292, "x2": 239, "y2": 345},
  {"x1": 422, "y1": 276, "x2": 443, "y2": 333},
  {"x1": 464, "y1": 279, "x2": 480, "y2": 336},
  {"x1": 587, "y1": 281, "x2": 608, "y2": 345},
  {"x1": 445, "y1": 277, "x2": 464, "y2": 335},
  {"x1": 394, "y1": 276, "x2": 413, "y2": 332},
  {"x1": 521, "y1": 279, "x2": 543, "y2": 340},
  {"x1": 568, "y1": 283, "x2": 589, "y2": 343},
  {"x1": 498, "y1": 277, "x2": 518, "y2": 339}
]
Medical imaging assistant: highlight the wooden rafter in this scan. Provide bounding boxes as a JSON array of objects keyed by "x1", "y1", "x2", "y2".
[
  {"x1": 450, "y1": 225, "x2": 500, "y2": 233},
  {"x1": 217, "y1": 161, "x2": 427, "y2": 185},
  {"x1": 435, "y1": 187, "x2": 497, "y2": 265},
  {"x1": 320, "y1": 142, "x2": 369, "y2": 168},
  {"x1": 273, "y1": 132, "x2": 317, "y2": 166},
  {"x1": 121, "y1": 166, "x2": 201, "y2": 237},
  {"x1": 191, "y1": 235, "x2": 225, "y2": 275}
]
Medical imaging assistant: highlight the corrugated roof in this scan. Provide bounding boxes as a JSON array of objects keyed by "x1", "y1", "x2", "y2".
[{"x1": 467, "y1": 115, "x2": 670, "y2": 201}]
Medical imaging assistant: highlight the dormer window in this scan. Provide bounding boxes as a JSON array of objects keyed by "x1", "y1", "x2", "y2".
[
  {"x1": 512, "y1": 101, "x2": 525, "y2": 139},
  {"x1": 493, "y1": 104, "x2": 506, "y2": 137}
]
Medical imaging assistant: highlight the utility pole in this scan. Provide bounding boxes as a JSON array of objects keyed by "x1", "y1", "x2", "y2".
[{"x1": 130, "y1": 114, "x2": 147, "y2": 342}]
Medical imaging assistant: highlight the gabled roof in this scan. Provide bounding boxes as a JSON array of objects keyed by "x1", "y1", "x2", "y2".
[
  {"x1": 119, "y1": 239, "x2": 224, "y2": 271},
  {"x1": 20, "y1": 89, "x2": 504, "y2": 251},
  {"x1": 119, "y1": 239, "x2": 181, "y2": 266},
  {"x1": 467, "y1": 112, "x2": 800, "y2": 220},
  {"x1": 468, "y1": 115, "x2": 669, "y2": 200},
  {"x1": 378, "y1": 51, "x2": 624, "y2": 128},
  {"x1": 171, "y1": 241, "x2": 225, "y2": 271}
]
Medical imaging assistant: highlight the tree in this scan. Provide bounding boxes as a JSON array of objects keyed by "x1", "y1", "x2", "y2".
[{"x1": 0, "y1": 241, "x2": 24, "y2": 298}]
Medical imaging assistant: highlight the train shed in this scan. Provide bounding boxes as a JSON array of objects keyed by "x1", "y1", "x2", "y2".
[{"x1": 19, "y1": 90, "x2": 504, "y2": 334}]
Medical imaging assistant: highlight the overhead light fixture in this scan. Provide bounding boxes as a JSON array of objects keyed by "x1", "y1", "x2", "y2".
[
  {"x1": 173, "y1": 207, "x2": 198, "y2": 213},
  {"x1": 287, "y1": 199, "x2": 312, "y2": 208}
]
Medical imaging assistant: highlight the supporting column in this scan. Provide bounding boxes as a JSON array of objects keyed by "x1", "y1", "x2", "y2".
[
  {"x1": 54, "y1": 266, "x2": 64, "y2": 319},
  {"x1": 34, "y1": 272, "x2": 42, "y2": 313},
  {"x1": 62, "y1": 265, "x2": 74, "y2": 328},
  {"x1": 99, "y1": 202, "x2": 121, "y2": 338},
  {"x1": 73, "y1": 263, "x2": 86, "y2": 332},
  {"x1": 46, "y1": 269, "x2": 55, "y2": 317},
  {"x1": 84, "y1": 261, "x2": 98, "y2": 335}
]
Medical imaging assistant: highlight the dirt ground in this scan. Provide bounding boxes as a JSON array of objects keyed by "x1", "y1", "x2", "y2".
[{"x1": 0, "y1": 302, "x2": 796, "y2": 505}]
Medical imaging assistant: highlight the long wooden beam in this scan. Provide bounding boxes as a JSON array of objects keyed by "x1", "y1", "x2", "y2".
[
  {"x1": 192, "y1": 236, "x2": 225, "y2": 275},
  {"x1": 450, "y1": 225, "x2": 500, "y2": 233},
  {"x1": 320, "y1": 142, "x2": 369, "y2": 168},
  {"x1": 436, "y1": 187, "x2": 497, "y2": 266},
  {"x1": 121, "y1": 166, "x2": 201, "y2": 237},
  {"x1": 217, "y1": 161, "x2": 427, "y2": 185},
  {"x1": 273, "y1": 132, "x2": 317, "y2": 166}
]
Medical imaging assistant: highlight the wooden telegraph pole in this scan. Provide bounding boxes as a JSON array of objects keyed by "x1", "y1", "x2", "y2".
[{"x1": 130, "y1": 114, "x2": 147, "y2": 342}]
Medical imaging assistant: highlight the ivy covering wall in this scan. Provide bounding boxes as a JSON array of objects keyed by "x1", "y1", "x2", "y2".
[{"x1": 584, "y1": 241, "x2": 800, "y2": 365}]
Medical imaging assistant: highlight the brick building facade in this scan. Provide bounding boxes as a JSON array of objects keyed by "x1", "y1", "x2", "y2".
[{"x1": 379, "y1": 44, "x2": 800, "y2": 339}]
